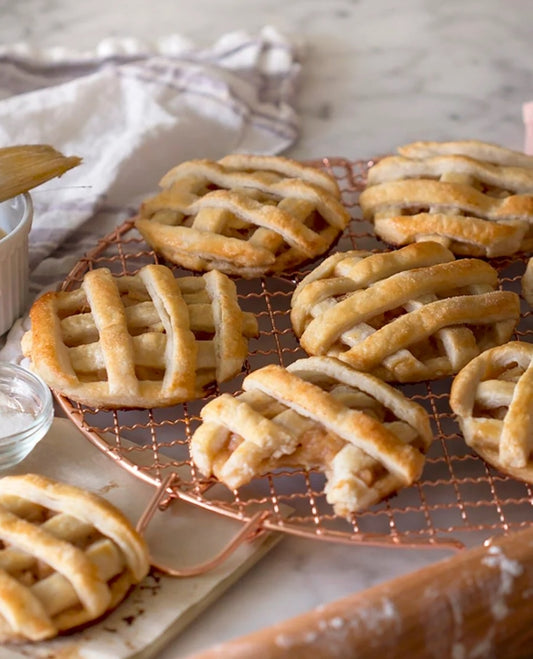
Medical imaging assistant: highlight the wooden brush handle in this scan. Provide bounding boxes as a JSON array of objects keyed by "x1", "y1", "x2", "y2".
[{"x1": 190, "y1": 526, "x2": 533, "y2": 659}]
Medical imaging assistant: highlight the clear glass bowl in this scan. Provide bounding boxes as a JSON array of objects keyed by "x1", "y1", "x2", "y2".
[{"x1": 0, "y1": 362, "x2": 53, "y2": 470}]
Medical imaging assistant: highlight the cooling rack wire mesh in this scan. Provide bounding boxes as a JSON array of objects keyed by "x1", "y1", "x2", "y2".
[{"x1": 57, "y1": 157, "x2": 533, "y2": 553}]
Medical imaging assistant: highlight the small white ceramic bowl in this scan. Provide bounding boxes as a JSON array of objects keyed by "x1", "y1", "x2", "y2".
[
  {"x1": 0, "y1": 362, "x2": 53, "y2": 470},
  {"x1": 0, "y1": 192, "x2": 33, "y2": 336}
]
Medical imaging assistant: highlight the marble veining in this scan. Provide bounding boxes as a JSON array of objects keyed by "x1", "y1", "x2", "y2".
[
  {"x1": 2, "y1": 0, "x2": 532, "y2": 163},
  {"x1": 1, "y1": 0, "x2": 533, "y2": 657}
]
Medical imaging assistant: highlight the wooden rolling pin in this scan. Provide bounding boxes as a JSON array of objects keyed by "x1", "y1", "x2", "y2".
[{"x1": 189, "y1": 526, "x2": 533, "y2": 659}]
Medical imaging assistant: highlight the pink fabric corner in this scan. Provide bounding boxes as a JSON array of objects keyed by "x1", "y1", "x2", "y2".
[{"x1": 522, "y1": 101, "x2": 533, "y2": 154}]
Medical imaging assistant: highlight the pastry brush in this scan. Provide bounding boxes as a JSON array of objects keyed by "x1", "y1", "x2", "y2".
[{"x1": 0, "y1": 144, "x2": 81, "y2": 203}]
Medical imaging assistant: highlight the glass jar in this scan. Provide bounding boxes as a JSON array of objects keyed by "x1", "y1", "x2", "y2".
[{"x1": 0, "y1": 362, "x2": 53, "y2": 470}]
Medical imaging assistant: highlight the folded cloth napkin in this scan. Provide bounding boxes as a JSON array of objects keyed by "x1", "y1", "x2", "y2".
[{"x1": 0, "y1": 26, "x2": 303, "y2": 360}]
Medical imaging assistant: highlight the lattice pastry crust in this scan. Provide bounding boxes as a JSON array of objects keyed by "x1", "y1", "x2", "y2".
[
  {"x1": 134, "y1": 154, "x2": 350, "y2": 278},
  {"x1": 290, "y1": 242, "x2": 520, "y2": 383},
  {"x1": 359, "y1": 139, "x2": 533, "y2": 257},
  {"x1": 191, "y1": 356, "x2": 432, "y2": 517},
  {"x1": 450, "y1": 341, "x2": 533, "y2": 482},
  {"x1": 22, "y1": 264, "x2": 258, "y2": 408},
  {"x1": 0, "y1": 473, "x2": 149, "y2": 643},
  {"x1": 523, "y1": 257, "x2": 533, "y2": 308}
]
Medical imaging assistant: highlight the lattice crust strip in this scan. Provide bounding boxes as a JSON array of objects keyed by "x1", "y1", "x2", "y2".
[
  {"x1": 290, "y1": 241, "x2": 520, "y2": 383},
  {"x1": 134, "y1": 154, "x2": 351, "y2": 278},
  {"x1": 0, "y1": 474, "x2": 149, "y2": 642},
  {"x1": 360, "y1": 140, "x2": 533, "y2": 257},
  {"x1": 22, "y1": 264, "x2": 258, "y2": 409},
  {"x1": 55, "y1": 157, "x2": 533, "y2": 550},
  {"x1": 450, "y1": 341, "x2": 533, "y2": 481},
  {"x1": 191, "y1": 356, "x2": 432, "y2": 517}
]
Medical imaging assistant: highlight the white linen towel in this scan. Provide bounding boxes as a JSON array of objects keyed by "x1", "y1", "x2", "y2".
[{"x1": 0, "y1": 26, "x2": 303, "y2": 360}]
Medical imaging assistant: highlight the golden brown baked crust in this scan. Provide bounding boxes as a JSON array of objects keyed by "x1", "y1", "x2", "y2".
[
  {"x1": 523, "y1": 257, "x2": 533, "y2": 308},
  {"x1": 22, "y1": 264, "x2": 258, "y2": 408},
  {"x1": 290, "y1": 242, "x2": 520, "y2": 383},
  {"x1": 0, "y1": 473, "x2": 149, "y2": 642},
  {"x1": 397, "y1": 139, "x2": 533, "y2": 167},
  {"x1": 360, "y1": 139, "x2": 533, "y2": 257},
  {"x1": 134, "y1": 155, "x2": 350, "y2": 278},
  {"x1": 450, "y1": 341, "x2": 533, "y2": 482},
  {"x1": 191, "y1": 356, "x2": 432, "y2": 516}
]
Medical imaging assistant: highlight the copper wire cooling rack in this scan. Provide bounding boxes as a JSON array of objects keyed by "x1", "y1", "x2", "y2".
[{"x1": 57, "y1": 157, "x2": 533, "y2": 556}]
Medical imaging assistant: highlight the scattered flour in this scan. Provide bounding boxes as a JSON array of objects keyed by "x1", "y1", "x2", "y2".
[
  {"x1": 274, "y1": 596, "x2": 400, "y2": 653},
  {"x1": 275, "y1": 633, "x2": 295, "y2": 649},
  {"x1": 481, "y1": 545, "x2": 523, "y2": 621},
  {"x1": 469, "y1": 629, "x2": 496, "y2": 658},
  {"x1": 328, "y1": 616, "x2": 344, "y2": 629},
  {"x1": 452, "y1": 643, "x2": 466, "y2": 659}
]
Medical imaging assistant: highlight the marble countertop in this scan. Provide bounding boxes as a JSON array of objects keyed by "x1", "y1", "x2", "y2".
[
  {"x1": 3, "y1": 0, "x2": 531, "y2": 162},
  {"x1": 2, "y1": 0, "x2": 533, "y2": 657}
]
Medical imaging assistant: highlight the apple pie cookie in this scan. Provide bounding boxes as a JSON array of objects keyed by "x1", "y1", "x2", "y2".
[
  {"x1": 191, "y1": 356, "x2": 432, "y2": 516},
  {"x1": 290, "y1": 242, "x2": 520, "y2": 383},
  {"x1": 22, "y1": 264, "x2": 258, "y2": 408},
  {"x1": 134, "y1": 154, "x2": 350, "y2": 278},
  {"x1": 360, "y1": 139, "x2": 533, "y2": 257},
  {"x1": 0, "y1": 473, "x2": 149, "y2": 642},
  {"x1": 450, "y1": 341, "x2": 533, "y2": 482}
]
